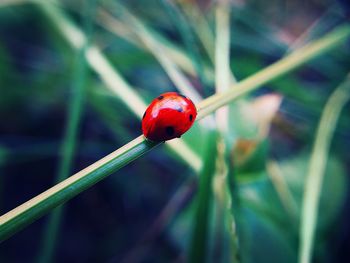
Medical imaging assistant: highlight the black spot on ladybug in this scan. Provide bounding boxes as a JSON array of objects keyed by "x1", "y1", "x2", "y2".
[
  {"x1": 189, "y1": 114, "x2": 193, "y2": 121},
  {"x1": 157, "y1": 95, "x2": 164, "y2": 100},
  {"x1": 165, "y1": 126, "x2": 175, "y2": 136},
  {"x1": 142, "y1": 111, "x2": 146, "y2": 119}
]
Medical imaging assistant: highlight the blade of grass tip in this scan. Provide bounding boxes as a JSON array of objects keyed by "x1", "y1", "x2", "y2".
[
  {"x1": 36, "y1": 1, "x2": 96, "y2": 262},
  {"x1": 196, "y1": 24, "x2": 350, "y2": 119},
  {"x1": 158, "y1": 0, "x2": 210, "y2": 91},
  {"x1": 0, "y1": 18, "x2": 348, "y2": 243},
  {"x1": 299, "y1": 74, "x2": 350, "y2": 263},
  {"x1": 0, "y1": 135, "x2": 160, "y2": 242},
  {"x1": 188, "y1": 132, "x2": 217, "y2": 263},
  {"x1": 114, "y1": 3, "x2": 203, "y2": 104},
  {"x1": 38, "y1": 1, "x2": 202, "y2": 172}
]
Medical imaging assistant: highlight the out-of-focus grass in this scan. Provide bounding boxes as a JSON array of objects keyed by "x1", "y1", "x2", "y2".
[
  {"x1": 158, "y1": 0, "x2": 209, "y2": 92},
  {"x1": 0, "y1": 0, "x2": 349, "y2": 262},
  {"x1": 188, "y1": 131, "x2": 217, "y2": 263},
  {"x1": 212, "y1": 1, "x2": 239, "y2": 262},
  {"x1": 110, "y1": 2, "x2": 203, "y2": 103},
  {"x1": 299, "y1": 74, "x2": 350, "y2": 263},
  {"x1": 37, "y1": 0, "x2": 96, "y2": 262},
  {"x1": 1, "y1": 17, "x2": 348, "y2": 244}
]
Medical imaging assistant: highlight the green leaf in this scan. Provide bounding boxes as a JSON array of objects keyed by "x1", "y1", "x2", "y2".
[{"x1": 188, "y1": 131, "x2": 217, "y2": 263}]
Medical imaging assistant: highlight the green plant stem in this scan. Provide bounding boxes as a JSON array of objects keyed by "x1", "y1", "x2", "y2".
[
  {"x1": 36, "y1": 1, "x2": 96, "y2": 262},
  {"x1": 212, "y1": 2, "x2": 239, "y2": 261},
  {"x1": 214, "y1": 0, "x2": 231, "y2": 133},
  {"x1": 0, "y1": 136, "x2": 160, "y2": 242},
  {"x1": 189, "y1": 132, "x2": 217, "y2": 263},
  {"x1": 212, "y1": 137, "x2": 240, "y2": 263},
  {"x1": 298, "y1": 74, "x2": 350, "y2": 263},
  {"x1": 0, "y1": 22, "x2": 349, "y2": 243},
  {"x1": 197, "y1": 24, "x2": 350, "y2": 119}
]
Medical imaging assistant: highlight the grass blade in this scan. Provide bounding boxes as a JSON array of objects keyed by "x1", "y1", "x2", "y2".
[
  {"x1": 179, "y1": 2, "x2": 215, "y2": 63},
  {"x1": 97, "y1": 4, "x2": 206, "y2": 79},
  {"x1": 36, "y1": 1, "x2": 96, "y2": 262},
  {"x1": 158, "y1": 0, "x2": 209, "y2": 91},
  {"x1": 266, "y1": 159, "x2": 298, "y2": 220},
  {"x1": 298, "y1": 74, "x2": 350, "y2": 263},
  {"x1": 0, "y1": 136, "x2": 160, "y2": 242},
  {"x1": 110, "y1": 4, "x2": 202, "y2": 103},
  {"x1": 212, "y1": 2, "x2": 240, "y2": 262},
  {"x1": 197, "y1": 24, "x2": 350, "y2": 119},
  {"x1": 214, "y1": 0, "x2": 231, "y2": 132},
  {"x1": 188, "y1": 132, "x2": 217, "y2": 263}
]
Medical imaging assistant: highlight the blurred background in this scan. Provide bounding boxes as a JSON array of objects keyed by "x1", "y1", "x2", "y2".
[{"x1": 0, "y1": 0, "x2": 349, "y2": 262}]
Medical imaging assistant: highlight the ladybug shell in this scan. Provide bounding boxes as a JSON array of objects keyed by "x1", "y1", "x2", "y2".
[{"x1": 142, "y1": 92, "x2": 197, "y2": 142}]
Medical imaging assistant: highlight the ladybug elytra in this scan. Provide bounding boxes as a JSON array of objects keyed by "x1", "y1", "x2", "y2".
[{"x1": 142, "y1": 92, "x2": 197, "y2": 141}]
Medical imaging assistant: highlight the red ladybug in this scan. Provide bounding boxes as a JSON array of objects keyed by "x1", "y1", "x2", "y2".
[{"x1": 142, "y1": 92, "x2": 197, "y2": 142}]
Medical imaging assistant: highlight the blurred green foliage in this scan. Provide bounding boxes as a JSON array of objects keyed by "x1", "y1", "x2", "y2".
[{"x1": 0, "y1": 0, "x2": 349, "y2": 262}]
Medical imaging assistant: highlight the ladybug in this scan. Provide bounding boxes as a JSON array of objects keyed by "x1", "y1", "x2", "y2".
[{"x1": 142, "y1": 92, "x2": 197, "y2": 142}]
